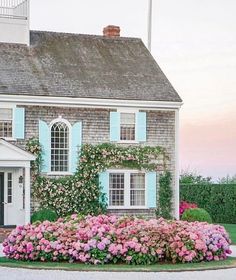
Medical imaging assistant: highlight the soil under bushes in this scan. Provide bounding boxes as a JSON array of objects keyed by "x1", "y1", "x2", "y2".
[{"x1": 3, "y1": 215, "x2": 232, "y2": 265}]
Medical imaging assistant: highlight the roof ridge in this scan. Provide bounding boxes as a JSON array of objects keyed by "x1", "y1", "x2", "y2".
[{"x1": 30, "y1": 30, "x2": 142, "y2": 42}]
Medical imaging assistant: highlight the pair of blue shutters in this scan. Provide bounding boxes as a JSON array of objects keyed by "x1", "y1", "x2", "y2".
[
  {"x1": 110, "y1": 112, "x2": 146, "y2": 142},
  {"x1": 99, "y1": 171, "x2": 157, "y2": 208},
  {"x1": 39, "y1": 120, "x2": 82, "y2": 173}
]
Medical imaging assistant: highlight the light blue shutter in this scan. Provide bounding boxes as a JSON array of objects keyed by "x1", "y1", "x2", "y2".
[
  {"x1": 13, "y1": 108, "x2": 25, "y2": 139},
  {"x1": 147, "y1": 171, "x2": 157, "y2": 208},
  {"x1": 99, "y1": 171, "x2": 109, "y2": 203},
  {"x1": 39, "y1": 120, "x2": 50, "y2": 173},
  {"x1": 110, "y1": 112, "x2": 120, "y2": 142},
  {"x1": 136, "y1": 112, "x2": 146, "y2": 142},
  {"x1": 71, "y1": 122, "x2": 82, "y2": 173}
]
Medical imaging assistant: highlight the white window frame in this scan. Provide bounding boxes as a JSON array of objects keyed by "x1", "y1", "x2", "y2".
[
  {"x1": 107, "y1": 169, "x2": 148, "y2": 209},
  {"x1": 0, "y1": 104, "x2": 16, "y2": 141},
  {"x1": 7, "y1": 172, "x2": 13, "y2": 204},
  {"x1": 48, "y1": 117, "x2": 72, "y2": 176},
  {"x1": 117, "y1": 108, "x2": 139, "y2": 144}
]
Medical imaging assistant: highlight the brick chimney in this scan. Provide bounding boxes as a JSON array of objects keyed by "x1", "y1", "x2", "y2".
[{"x1": 103, "y1": 25, "x2": 120, "y2": 38}]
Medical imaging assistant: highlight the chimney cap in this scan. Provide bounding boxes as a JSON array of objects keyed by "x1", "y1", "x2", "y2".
[{"x1": 103, "y1": 25, "x2": 120, "y2": 38}]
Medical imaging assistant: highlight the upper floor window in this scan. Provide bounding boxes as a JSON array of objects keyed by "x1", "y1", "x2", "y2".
[
  {"x1": 51, "y1": 121, "x2": 69, "y2": 172},
  {"x1": 110, "y1": 111, "x2": 146, "y2": 143},
  {"x1": 0, "y1": 108, "x2": 13, "y2": 138},
  {"x1": 120, "y1": 113, "x2": 135, "y2": 141}
]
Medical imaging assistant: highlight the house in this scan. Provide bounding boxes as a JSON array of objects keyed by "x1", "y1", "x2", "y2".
[{"x1": 0, "y1": 0, "x2": 182, "y2": 226}]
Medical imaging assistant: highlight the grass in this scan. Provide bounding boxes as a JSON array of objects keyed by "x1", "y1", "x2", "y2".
[
  {"x1": 0, "y1": 257, "x2": 236, "y2": 272},
  {"x1": 221, "y1": 224, "x2": 236, "y2": 244}
]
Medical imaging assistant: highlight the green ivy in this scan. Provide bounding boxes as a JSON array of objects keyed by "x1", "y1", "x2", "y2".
[
  {"x1": 26, "y1": 138, "x2": 42, "y2": 178},
  {"x1": 26, "y1": 139, "x2": 170, "y2": 217},
  {"x1": 156, "y1": 171, "x2": 173, "y2": 219}
]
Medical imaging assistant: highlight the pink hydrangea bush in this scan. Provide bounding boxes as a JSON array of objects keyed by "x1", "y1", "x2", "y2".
[
  {"x1": 180, "y1": 201, "x2": 198, "y2": 216},
  {"x1": 3, "y1": 215, "x2": 231, "y2": 265}
]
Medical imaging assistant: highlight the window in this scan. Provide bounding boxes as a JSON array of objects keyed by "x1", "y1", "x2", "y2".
[
  {"x1": 109, "y1": 173, "x2": 125, "y2": 206},
  {"x1": 130, "y1": 173, "x2": 145, "y2": 206},
  {"x1": 0, "y1": 108, "x2": 13, "y2": 138},
  {"x1": 51, "y1": 122, "x2": 69, "y2": 172},
  {"x1": 7, "y1": 173, "x2": 12, "y2": 204},
  {"x1": 120, "y1": 113, "x2": 135, "y2": 141},
  {"x1": 109, "y1": 171, "x2": 146, "y2": 208},
  {"x1": 110, "y1": 111, "x2": 146, "y2": 142}
]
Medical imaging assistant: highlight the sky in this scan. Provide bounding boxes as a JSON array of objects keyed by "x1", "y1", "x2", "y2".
[{"x1": 30, "y1": 0, "x2": 236, "y2": 180}]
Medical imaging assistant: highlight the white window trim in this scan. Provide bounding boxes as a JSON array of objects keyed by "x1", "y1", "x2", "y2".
[
  {"x1": 47, "y1": 172, "x2": 73, "y2": 176},
  {"x1": 48, "y1": 117, "x2": 72, "y2": 175},
  {"x1": 107, "y1": 169, "x2": 148, "y2": 209},
  {"x1": 0, "y1": 104, "x2": 16, "y2": 141},
  {"x1": 117, "y1": 108, "x2": 139, "y2": 143},
  {"x1": 7, "y1": 172, "x2": 13, "y2": 205}
]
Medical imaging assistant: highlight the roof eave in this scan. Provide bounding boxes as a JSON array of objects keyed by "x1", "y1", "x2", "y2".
[{"x1": 0, "y1": 94, "x2": 183, "y2": 109}]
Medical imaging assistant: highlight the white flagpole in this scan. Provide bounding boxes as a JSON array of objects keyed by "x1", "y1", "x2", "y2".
[{"x1": 147, "y1": 0, "x2": 152, "y2": 52}]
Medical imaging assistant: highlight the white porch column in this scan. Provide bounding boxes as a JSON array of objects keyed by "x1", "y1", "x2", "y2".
[
  {"x1": 174, "y1": 109, "x2": 180, "y2": 220},
  {"x1": 25, "y1": 165, "x2": 31, "y2": 224}
]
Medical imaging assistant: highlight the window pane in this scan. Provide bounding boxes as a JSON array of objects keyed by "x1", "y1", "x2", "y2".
[
  {"x1": 130, "y1": 173, "x2": 145, "y2": 189},
  {"x1": 130, "y1": 173, "x2": 145, "y2": 206},
  {"x1": 0, "y1": 109, "x2": 13, "y2": 138},
  {"x1": 51, "y1": 122, "x2": 69, "y2": 172},
  {"x1": 0, "y1": 109, "x2": 12, "y2": 120},
  {"x1": 120, "y1": 113, "x2": 135, "y2": 125},
  {"x1": 109, "y1": 173, "x2": 124, "y2": 206},
  {"x1": 7, "y1": 173, "x2": 12, "y2": 203},
  {"x1": 120, "y1": 113, "x2": 135, "y2": 141}
]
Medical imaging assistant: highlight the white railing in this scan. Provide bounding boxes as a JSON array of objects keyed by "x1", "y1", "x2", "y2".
[{"x1": 0, "y1": 0, "x2": 28, "y2": 19}]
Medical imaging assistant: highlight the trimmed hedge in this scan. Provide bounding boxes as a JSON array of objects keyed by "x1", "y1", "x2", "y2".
[{"x1": 180, "y1": 184, "x2": 236, "y2": 224}]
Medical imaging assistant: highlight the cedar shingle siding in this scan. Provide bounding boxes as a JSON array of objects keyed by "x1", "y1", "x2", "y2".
[{"x1": 16, "y1": 106, "x2": 176, "y2": 218}]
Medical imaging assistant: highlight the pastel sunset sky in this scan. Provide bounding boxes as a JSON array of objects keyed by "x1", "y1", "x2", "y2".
[{"x1": 30, "y1": 0, "x2": 236, "y2": 180}]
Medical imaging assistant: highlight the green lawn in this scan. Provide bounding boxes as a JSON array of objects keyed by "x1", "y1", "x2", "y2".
[
  {"x1": 221, "y1": 224, "x2": 236, "y2": 244},
  {"x1": 0, "y1": 257, "x2": 236, "y2": 272}
]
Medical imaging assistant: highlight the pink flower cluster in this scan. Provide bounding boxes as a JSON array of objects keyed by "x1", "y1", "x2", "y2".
[
  {"x1": 180, "y1": 201, "x2": 198, "y2": 216},
  {"x1": 3, "y1": 215, "x2": 231, "y2": 265}
]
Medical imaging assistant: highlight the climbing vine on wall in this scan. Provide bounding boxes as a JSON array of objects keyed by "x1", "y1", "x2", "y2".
[
  {"x1": 26, "y1": 139, "x2": 169, "y2": 217},
  {"x1": 26, "y1": 138, "x2": 43, "y2": 179},
  {"x1": 156, "y1": 171, "x2": 173, "y2": 219}
]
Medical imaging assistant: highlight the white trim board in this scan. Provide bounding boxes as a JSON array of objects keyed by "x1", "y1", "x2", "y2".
[
  {"x1": 0, "y1": 139, "x2": 35, "y2": 162},
  {"x1": 0, "y1": 95, "x2": 183, "y2": 110}
]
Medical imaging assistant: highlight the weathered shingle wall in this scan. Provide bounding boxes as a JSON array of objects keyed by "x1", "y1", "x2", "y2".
[
  {"x1": 16, "y1": 105, "x2": 177, "y2": 218},
  {"x1": 19, "y1": 106, "x2": 175, "y2": 159}
]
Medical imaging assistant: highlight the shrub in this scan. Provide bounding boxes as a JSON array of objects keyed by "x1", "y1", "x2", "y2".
[
  {"x1": 180, "y1": 184, "x2": 236, "y2": 223},
  {"x1": 3, "y1": 214, "x2": 231, "y2": 264},
  {"x1": 181, "y1": 208, "x2": 212, "y2": 223},
  {"x1": 31, "y1": 208, "x2": 58, "y2": 223},
  {"x1": 179, "y1": 201, "x2": 198, "y2": 216}
]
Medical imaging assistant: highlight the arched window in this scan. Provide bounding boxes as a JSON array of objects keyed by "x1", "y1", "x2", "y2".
[{"x1": 51, "y1": 121, "x2": 69, "y2": 172}]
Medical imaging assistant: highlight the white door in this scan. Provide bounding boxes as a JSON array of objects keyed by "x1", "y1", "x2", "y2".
[{"x1": 2, "y1": 168, "x2": 25, "y2": 225}]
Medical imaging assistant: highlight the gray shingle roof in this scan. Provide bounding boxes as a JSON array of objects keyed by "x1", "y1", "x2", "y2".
[{"x1": 0, "y1": 30, "x2": 182, "y2": 102}]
